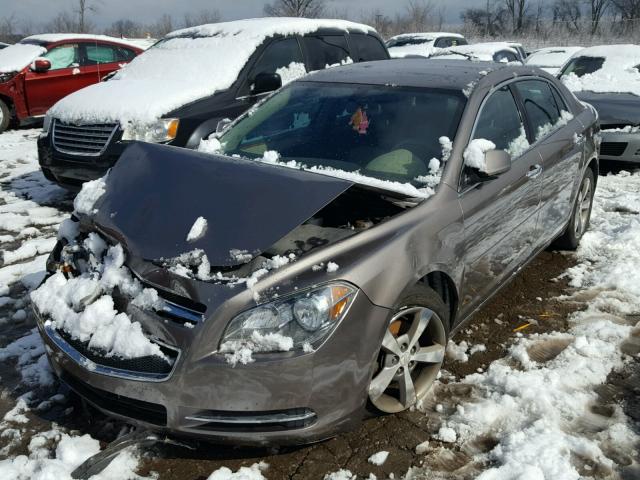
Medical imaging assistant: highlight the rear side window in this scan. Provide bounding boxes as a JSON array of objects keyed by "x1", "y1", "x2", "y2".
[
  {"x1": 349, "y1": 34, "x2": 388, "y2": 62},
  {"x1": 434, "y1": 37, "x2": 467, "y2": 48},
  {"x1": 514, "y1": 80, "x2": 563, "y2": 141},
  {"x1": 115, "y1": 47, "x2": 136, "y2": 62},
  {"x1": 494, "y1": 51, "x2": 518, "y2": 63},
  {"x1": 302, "y1": 35, "x2": 350, "y2": 71},
  {"x1": 561, "y1": 56, "x2": 604, "y2": 78},
  {"x1": 43, "y1": 44, "x2": 79, "y2": 70},
  {"x1": 474, "y1": 86, "x2": 528, "y2": 159},
  {"x1": 84, "y1": 44, "x2": 117, "y2": 64},
  {"x1": 250, "y1": 37, "x2": 304, "y2": 78}
]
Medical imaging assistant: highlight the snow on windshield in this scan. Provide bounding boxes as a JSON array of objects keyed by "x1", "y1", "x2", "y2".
[
  {"x1": 561, "y1": 45, "x2": 640, "y2": 96},
  {"x1": 0, "y1": 43, "x2": 46, "y2": 73},
  {"x1": 48, "y1": 18, "x2": 372, "y2": 125},
  {"x1": 526, "y1": 47, "x2": 583, "y2": 68}
]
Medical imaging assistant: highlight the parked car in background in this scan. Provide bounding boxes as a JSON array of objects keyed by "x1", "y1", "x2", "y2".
[
  {"x1": 0, "y1": 34, "x2": 145, "y2": 133},
  {"x1": 35, "y1": 59, "x2": 598, "y2": 445},
  {"x1": 0, "y1": 42, "x2": 9, "y2": 50},
  {"x1": 506, "y1": 42, "x2": 528, "y2": 60},
  {"x1": 431, "y1": 42, "x2": 523, "y2": 63},
  {"x1": 38, "y1": 17, "x2": 389, "y2": 189},
  {"x1": 386, "y1": 32, "x2": 467, "y2": 58},
  {"x1": 560, "y1": 44, "x2": 640, "y2": 164},
  {"x1": 526, "y1": 46, "x2": 584, "y2": 74}
]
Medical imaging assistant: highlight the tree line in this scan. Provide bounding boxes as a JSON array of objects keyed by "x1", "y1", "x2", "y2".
[{"x1": 3, "y1": 0, "x2": 640, "y2": 45}]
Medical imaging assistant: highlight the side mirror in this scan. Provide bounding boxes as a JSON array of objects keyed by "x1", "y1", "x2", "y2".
[
  {"x1": 252, "y1": 72, "x2": 282, "y2": 95},
  {"x1": 483, "y1": 149, "x2": 512, "y2": 177},
  {"x1": 216, "y1": 118, "x2": 232, "y2": 134},
  {"x1": 31, "y1": 58, "x2": 51, "y2": 73}
]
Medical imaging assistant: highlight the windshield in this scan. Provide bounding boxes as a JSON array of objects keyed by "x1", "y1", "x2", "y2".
[
  {"x1": 560, "y1": 56, "x2": 605, "y2": 78},
  {"x1": 387, "y1": 37, "x2": 433, "y2": 48},
  {"x1": 219, "y1": 82, "x2": 466, "y2": 186}
]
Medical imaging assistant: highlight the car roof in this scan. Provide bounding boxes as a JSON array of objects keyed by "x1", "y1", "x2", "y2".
[
  {"x1": 20, "y1": 33, "x2": 144, "y2": 50},
  {"x1": 387, "y1": 32, "x2": 465, "y2": 42},
  {"x1": 165, "y1": 17, "x2": 376, "y2": 40},
  {"x1": 299, "y1": 58, "x2": 539, "y2": 91}
]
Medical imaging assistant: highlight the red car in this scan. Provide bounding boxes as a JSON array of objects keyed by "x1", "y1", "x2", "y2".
[{"x1": 0, "y1": 34, "x2": 145, "y2": 133}]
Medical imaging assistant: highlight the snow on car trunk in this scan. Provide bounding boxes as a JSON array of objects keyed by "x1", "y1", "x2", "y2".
[
  {"x1": 0, "y1": 43, "x2": 46, "y2": 73},
  {"x1": 48, "y1": 17, "x2": 373, "y2": 126}
]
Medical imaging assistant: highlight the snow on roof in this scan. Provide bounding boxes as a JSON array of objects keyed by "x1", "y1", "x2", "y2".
[
  {"x1": 561, "y1": 44, "x2": 640, "y2": 96},
  {"x1": 49, "y1": 17, "x2": 374, "y2": 126},
  {"x1": 21, "y1": 33, "x2": 144, "y2": 50},
  {"x1": 388, "y1": 32, "x2": 464, "y2": 42},
  {"x1": 526, "y1": 46, "x2": 584, "y2": 68},
  {"x1": 433, "y1": 42, "x2": 519, "y2": 62},
  {"x1": 0, "y1": 43, "x2": 46, "y2": 73}
]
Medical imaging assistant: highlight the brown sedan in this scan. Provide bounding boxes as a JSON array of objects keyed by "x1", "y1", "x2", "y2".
[{"x1": 35, "y1": 59, "x2": 598, "y2": 445}]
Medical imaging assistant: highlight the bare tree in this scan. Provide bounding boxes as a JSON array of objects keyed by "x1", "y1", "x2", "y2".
[
  {"x1": 45, "y1": 12, "x2": 79, "y2": 33},
  {"x1": 106, "y1": 19, "x2": 144, "y2": 38},
  {"x1": 264, "y1": 0, "x2": 325, "y2": 18},
  {"x1": 359, "y1": 9, "x2": 393, "y2": 38},
  {"x1": 183, "y1": 9, "x2": 222, "y2": 28},
  {"x1": 505, "y1": 0, "x2": 529, "y2": 32},
  {"x1": 76, "y1": 0, "x2": 100, "y2": 33},
  {"x1": 150, "y1": 14, "x2": 174, "y2": 37},
  {"x1": 553, "y1": 0, "x2": 582, "y2": 31},
  {"x1": 461, "y1": 1, "x2": 508, "y2": 37},
  {"x1": 586, "y1": 0, "x2": 609, "y2": 33},
  {"x1": 610, "y1": 0, "x2": 640, "y2": 19},
  {"x1": 404, "y1": 0, "x2": 435, "y2": 31}
]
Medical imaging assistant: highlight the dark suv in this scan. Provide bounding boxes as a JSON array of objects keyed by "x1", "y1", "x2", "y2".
[{"x1": 37, "y1": 18, "x2": 389, "y2": 189}]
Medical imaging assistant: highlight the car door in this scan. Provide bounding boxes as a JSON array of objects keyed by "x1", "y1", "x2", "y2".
[
  {"x1": 235, "y1": 36, "x2": 306, "y2": 112},
  {"x1": 24, "y1": 42, "x2": 92, "y2": 116},
  {"x1": 459, "y1": 84, "x2": 543, "y2": 312},
  {"x1": 512, "y1": 80, "x2": 583, "y2": 240},
  {"x1": 81, "y1": 42, "x2": 135, "y2": 82}
]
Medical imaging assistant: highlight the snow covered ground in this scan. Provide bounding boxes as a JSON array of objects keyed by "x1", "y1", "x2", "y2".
[{"x1": 0, "y1": 129, "x2": 638, "y2": 479}]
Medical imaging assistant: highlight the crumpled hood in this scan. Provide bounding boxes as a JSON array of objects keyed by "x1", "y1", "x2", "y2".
[
  {"x1": 575, "y1": 91, "x2": 640, "y2": 126},
  {"x1": 0, "y1": 43, "x2": 46, "y2": 73},
  {"x1": 90, "y1": 142, "x2": 353, "y2": 267}
]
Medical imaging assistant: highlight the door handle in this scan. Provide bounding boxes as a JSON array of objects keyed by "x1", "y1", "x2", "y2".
[{"x1": 527, "y1": 164, "x2": 542, "y2": 179}]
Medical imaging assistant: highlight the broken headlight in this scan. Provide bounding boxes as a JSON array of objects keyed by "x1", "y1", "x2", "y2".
[{"x1": 220, "y1": 283, "x2": 357, "y2": 351}]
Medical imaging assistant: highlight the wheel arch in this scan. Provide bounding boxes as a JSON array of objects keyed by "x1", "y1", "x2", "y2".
[{"x1": 417, "y1": 270, "x2": 459, "y2": 329}]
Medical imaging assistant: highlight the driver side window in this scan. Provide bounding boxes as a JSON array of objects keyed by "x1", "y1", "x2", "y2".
[
  {"x1": 244, "y1": 37, "x2": 305, "y2": 96},
  {"x1": 43, "y1": 44, "x2": 79, "y2": 70},
  {"x1": 473, "y1": 85, "x2": 528, "y2": 160}
]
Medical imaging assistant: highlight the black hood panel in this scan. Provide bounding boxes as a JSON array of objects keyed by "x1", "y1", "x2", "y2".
[
  {"x1": 575, "y1": 91, "x2": 640, "y2": 126},
  {"x1": 91, "y1": 143, "x2": 352, "y2": 266}
]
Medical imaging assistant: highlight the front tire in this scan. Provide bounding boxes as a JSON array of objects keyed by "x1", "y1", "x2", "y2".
[
  {"x1": 368, "y1": 285, "x2": 449, "y2": 414},
  {"x1": 0, "y1": 99, "x2": 10, "y2": 133},
  {"x1": 554, "y1": 168, "x2": 595, "y2": 250}
]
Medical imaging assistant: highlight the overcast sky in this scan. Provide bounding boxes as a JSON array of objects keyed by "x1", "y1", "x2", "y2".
[{"x1": 0, "y1": 0, "x2": 486, "y2": 29}]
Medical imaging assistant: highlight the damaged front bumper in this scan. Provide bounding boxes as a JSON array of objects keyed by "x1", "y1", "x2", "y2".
[{"x1": 35, "y1": 280, "x2": 390, "y2": 446}]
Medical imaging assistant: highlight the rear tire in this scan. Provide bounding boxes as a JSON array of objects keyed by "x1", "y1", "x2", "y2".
[
  {"x1": 368, "y1": 285, "x2": 449, "y2": 414},
  {"x1": 554, "y1": 168, "x2": 595, "y2": 250},
  {"x1": 0, "y1": 99, "x2": 10, "y2": 133}
]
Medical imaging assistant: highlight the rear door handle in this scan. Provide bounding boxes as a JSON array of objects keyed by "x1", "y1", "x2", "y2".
[{"x1": 527, "y1": 164, "x2": 542, "y2": 179}]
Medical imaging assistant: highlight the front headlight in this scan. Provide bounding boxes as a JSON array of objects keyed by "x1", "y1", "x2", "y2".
[
  {"x1": 220, "y1": 283, "x2": 357, "y2": 353},
  {"x1": 121, "y1": 118, "x2": 179, "y2": 143},
  {"x1": 42, "y1": 113, "x2": 52, "y2": 134},
  {"x1": 0, "y1": 71, "x2": 17, "y2": 83}
]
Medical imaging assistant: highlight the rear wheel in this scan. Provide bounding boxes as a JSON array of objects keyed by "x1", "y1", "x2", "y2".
[
  {"x1": 554, "y1": 168, "x2": 595, "y2": 250},
  {"x1": 368, "y1": 286, "x2": 448, "y2": 414},
  {"x1": 0, "y1": 99, "x2": 10, "y2": 133}
]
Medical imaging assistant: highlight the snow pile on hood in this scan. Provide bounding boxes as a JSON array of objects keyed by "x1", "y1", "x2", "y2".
[
  {"x1": 0, "y1": 43, "x2": 46, "y2": 73},
  {"x1": 48, "y1": 17, "x2": 373, "y2": 125},
  {"x1": 415, "y1": 170, "x2": 640, "y2": 479},
  {"x1": 562, "y1": 44, "x2": 640, "y2": 96},
  {"x1": 31, "y1": 225, "x2": 168, "y2": 361},
  {"x1": 73, "y1": 175, "x2": 106, "y2": 216}
]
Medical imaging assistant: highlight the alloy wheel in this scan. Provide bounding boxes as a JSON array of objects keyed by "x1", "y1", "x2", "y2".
[
  {"x1": 574, "y1": 175, "x2": 593, "y2": 238},
  {"x1": 369, "y1": 306, "x2": 446, "y2": 413}
]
